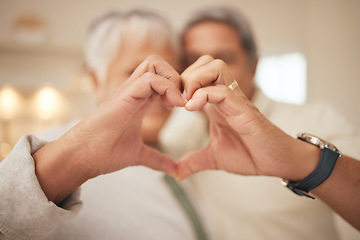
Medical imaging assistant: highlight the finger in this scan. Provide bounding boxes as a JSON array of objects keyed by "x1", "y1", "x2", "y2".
[
  {"x1": 185, "y1": 85, "x2": 248, "y2": 116},
  {"x1": 128, "y1": 72, "x2": 187, "y2": 107},
  {"x1": 176, "y1": 147, "x2": 217, "y2": 180},
  {"x1": 181, "y1": 55, "x2": 214, "y2": 100},
  {"x1": 133, "y1": 55, "x2": 182, "y2": 90},
  {"x1": 181, "y1": 55, "x2": 214, "y2": 80},
  {"x1": 136, "y1": 144, "x2": 177, "y2": 176},
  {"x1": 148, "y1": 73, "x2": 187, "y2": 107},
  {"x1": 182, "y1": 59, "x2": 234, "y2": 100},
  {"x1": 186, "y1": 85, "x2": 264, "y2": 138},
  {"x1": 185, "y1": 85, "x2": 228, "y2": 111}
]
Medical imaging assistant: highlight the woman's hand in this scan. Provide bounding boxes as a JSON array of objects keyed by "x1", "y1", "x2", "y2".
[{"x1": 33, "y1": 55, "x2": 186, "y2": 204}]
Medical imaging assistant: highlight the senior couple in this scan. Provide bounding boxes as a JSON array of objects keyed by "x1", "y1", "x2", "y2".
[{"x1": 1, "y1": 6, "x2": 360, "y2": 240}]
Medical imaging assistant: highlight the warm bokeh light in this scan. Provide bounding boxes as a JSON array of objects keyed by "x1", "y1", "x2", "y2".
[
  {"x1": 33, "y1": 86, "x2": 63, "y2": 120},
  {"x1": 0, "y1": 85, "x2": 21, "y2": 120},
  {"x1": 0, "y1": 142, "x2": 12, "y2": 159}
]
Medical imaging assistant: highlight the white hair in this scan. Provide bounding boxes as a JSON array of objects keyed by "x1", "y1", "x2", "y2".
[{"x1": 84, "y1": 9, "x2": 177, "y2": 82}]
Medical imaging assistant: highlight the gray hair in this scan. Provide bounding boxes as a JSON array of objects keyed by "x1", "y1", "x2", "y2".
[
  {"x1": 181, "y1": 7, "x2": 258, "y2": 67},
  {"x1": 84, "y1": 8, "x2": 177, "y2": 82}
]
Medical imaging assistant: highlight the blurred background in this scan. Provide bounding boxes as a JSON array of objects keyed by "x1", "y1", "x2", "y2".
[{"x1": 0, "y1": 0, "x2": 359, "y2": 160}]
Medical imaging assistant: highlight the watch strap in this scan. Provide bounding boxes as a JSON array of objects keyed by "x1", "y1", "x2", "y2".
[{"x1": 286, "y1": 148, "x2": 340, "y2": 199}]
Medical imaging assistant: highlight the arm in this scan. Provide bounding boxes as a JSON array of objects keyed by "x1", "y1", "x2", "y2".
[
  {"x1": 0, "y1": 55, "x2": 185, "y2": 239},
  {"x1": 0, "y1": 55, "x2": 185, "y2": 240},
  {"x1": 177, "y1": 55, "x2": 360, "y2": 230},
  {"x1": 311, "y1": 154, "x2": 360, "y2": 230},
  {"x1": 0, "y1": 135, "x2": 82, "y2": 240}
]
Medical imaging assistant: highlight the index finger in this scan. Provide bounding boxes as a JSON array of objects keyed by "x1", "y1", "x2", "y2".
[
  {"x1": 132, "y1": 55, "x2": 182, "y2": 90},
  {"x1": 181, "y1": 57, "x2": 235, "y2": 100}
]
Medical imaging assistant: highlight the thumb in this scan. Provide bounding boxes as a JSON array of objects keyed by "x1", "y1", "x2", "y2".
[
  {"x1": 176, "y1": 147, "x2": 216, "y2": 180},
  {"x1": 136, "y1": 145, "x2": 177, "y2": 177}
]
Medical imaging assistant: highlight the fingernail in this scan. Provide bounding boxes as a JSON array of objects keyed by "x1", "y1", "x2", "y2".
[{"x1": 185, "y1": 99, "x2": 192, "y2": 109}]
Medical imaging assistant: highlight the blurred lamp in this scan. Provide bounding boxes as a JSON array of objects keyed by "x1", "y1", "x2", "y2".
[
  {"x1": 0, "y1": 85, "x2": 21, "y2": 120},
  {"x1": 33, "y1": 87, "x2": 62, "y2": 120}
]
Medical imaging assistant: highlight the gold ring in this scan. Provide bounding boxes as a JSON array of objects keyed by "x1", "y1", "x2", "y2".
[{"x1": 228, "y1": 80, "x2": 238, "y2": 91}]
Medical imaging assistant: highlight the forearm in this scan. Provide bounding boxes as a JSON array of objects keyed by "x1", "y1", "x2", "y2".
[
  {"x1": 285, "y1": 137, "x2": 360, "y2": 230},
  {"x1": 311, "y1": 155, "x2": 360, "y2": 230}
]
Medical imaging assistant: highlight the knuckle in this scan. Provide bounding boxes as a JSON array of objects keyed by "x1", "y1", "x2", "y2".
[
  {"x1": 198, "y1": 55, "x2": 214, "y2": 62},
  {"x1": 142, "y1": 71, "x2": 156, "y2": 82},
  {"x1": 145, "y1": 55, "x2": 162, "y2": 62},
  {"x1": 213, "y1": 59, "x2": 227, "y2": 69}
]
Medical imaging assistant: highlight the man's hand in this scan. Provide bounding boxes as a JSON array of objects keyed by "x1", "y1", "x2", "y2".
[
  {"x1": 177, "y1": 56, "x2": 319, "y2": 181},
  {"x1": 178, "y1": 55, "x2": 360, "y2": 231}
]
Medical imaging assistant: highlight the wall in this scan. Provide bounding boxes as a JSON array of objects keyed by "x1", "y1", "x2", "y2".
[
  {"x1": 0, "y1": 0, "x2": 359, "y2": 152},
  {"x1": 304, "y1": 0, "x2": 360, "y2": 129}
]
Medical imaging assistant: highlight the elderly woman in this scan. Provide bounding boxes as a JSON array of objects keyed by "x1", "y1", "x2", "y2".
[{"x1": 0, "y1": 9, "x2": 210, "y2": 240}]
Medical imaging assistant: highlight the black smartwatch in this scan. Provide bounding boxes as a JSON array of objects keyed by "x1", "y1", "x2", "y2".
[{"x1": 282, "y1": 133, "x2": 341, "y2": 199}]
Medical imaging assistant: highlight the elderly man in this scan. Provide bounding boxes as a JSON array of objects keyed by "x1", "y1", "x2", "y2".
[{"x1": 180, "y1": 7, "x2": 360, "y2": 240}]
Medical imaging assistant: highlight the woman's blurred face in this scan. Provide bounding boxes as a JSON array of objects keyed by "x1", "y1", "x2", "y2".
[{"x1": 95, "y1": 35, "x2": 179, "y2": 145}]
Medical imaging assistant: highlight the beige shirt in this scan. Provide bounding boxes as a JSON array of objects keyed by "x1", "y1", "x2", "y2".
[
  {"x1": 0, "y1": 109, "x2": 212, "y2": 240},
  {"x1": 185, "y1": 89, "x2": 360, "y2": 240}
]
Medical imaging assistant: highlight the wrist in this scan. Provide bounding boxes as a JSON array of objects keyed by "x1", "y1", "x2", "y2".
[
  {"x1": 283, "y1": 138, "x2": 322, "y2": 182},
  {"x1": 33, "y1": 135, "x2": 92, "y2": 204},
  {"x1": 282, "y1": 133, "x2": 341, "y2": 199}
]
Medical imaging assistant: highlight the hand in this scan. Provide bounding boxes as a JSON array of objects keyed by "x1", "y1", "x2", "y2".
[
  {"x1": 67, "y1": 55, "x2": 187, "y2": 177},
  {"x1": 34, "y1": 55, "x2": 186, "y2": 204},
  {"x1": 177, "y1": 55, "x2": 319, "y2": 181},
  {"x1": 179, "y1": 56, "x2": 360, "y2": 232}
]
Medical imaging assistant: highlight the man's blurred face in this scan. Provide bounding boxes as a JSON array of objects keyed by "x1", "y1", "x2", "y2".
[
  {"x1": 95, "y1": 35, "x2": 179, "y2": 145},
  {"x1": 183, "y1": 21, "x2": 256, "y2": 99}
]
